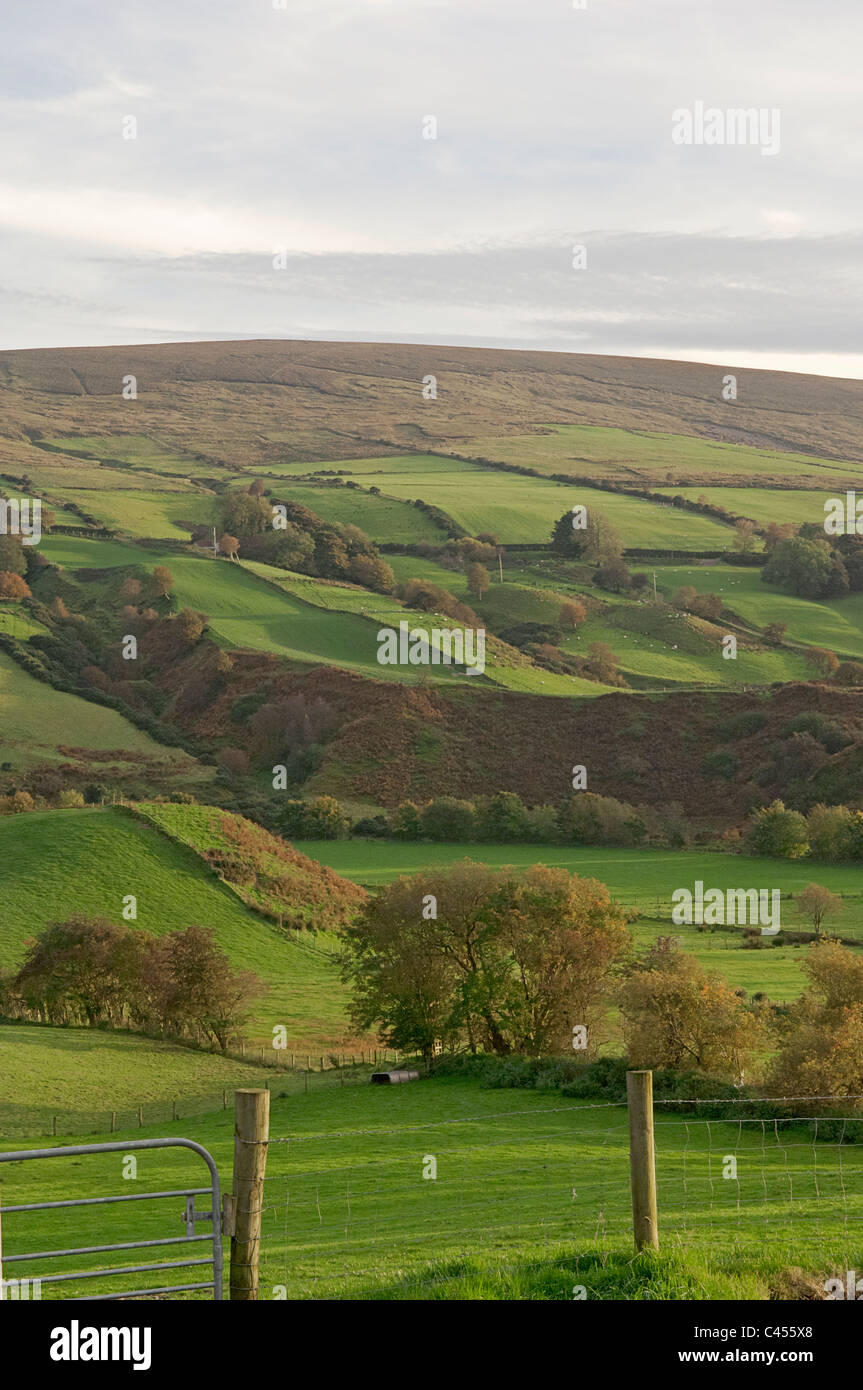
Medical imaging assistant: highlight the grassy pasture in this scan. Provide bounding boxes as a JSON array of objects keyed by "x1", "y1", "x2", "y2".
[
  {"x1": 0, "y1": 1025, "x2": 293, "y2": 1138},
  {"x1": 346, "y1": 467, "x2": 735, "y2": 547},
  {"x1": 40, "y1": 533, "x2": 157, "y2": 568},
  {"x1": 293, "y1": 840, "x2": 863, "y2": 937},
  {"x1": 652, "y1": 563, "x2": 863, "y2": 658},
  {"x1": 41, "y1": 434, "x2": 215, "y2": 477},
  {"x1": 0, "y1": 808, "x2": 354, "y2": 1048},
  {"x1": 0, "y1": 605, "x2": 48, "y2": 640},
  {"x1": 50, "y1": 488, "x2": 205, "y2": 539},
  {"x1": 387, "y1": 555, "x2": 813, "y2": 689},
  {"x1": 265, "y1": 481, "x2": 443, "y2": 543},
  {"x1": 468, "y1": 425, "x2": 863, "y2": 485},
  {"x1": 1, "y1": 1077, "x2": 860, "y2": 1300},
  {"x1": 654, "y1": 486, "x2": 844, "y2": 528},
  {"x1": 562, "y1": 606, "x2": 812, "y2": 688},
  {"x1": 0, "y1": 650, "x2": 194, "y2": 773},
  {"x1": 35, "y1": 536, "x2": 591, "y2": 693},
  {"x1": 263, "y1": 453, "x2": 476, "y2": 477},
  {"x1": 263, "y1": 451, "x2": 737, "y2": 547}
]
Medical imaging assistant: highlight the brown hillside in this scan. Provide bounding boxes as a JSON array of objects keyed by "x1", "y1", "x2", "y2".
[
  {"x1": 3, "y1": 339, "x2": 863, "y2": 482},
  {"x1": 156, "y1": 646, "x2": 863, "y2": 826}
]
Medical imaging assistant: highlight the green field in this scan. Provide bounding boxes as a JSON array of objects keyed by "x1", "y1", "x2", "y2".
[
  {"x1": 41, "y1": 533, "x2": 158, "y2": 569},
  {"x1": 36, "y1": 535, "x2": 600, "y2": 694},
  {"x1": 266, "y1": 481, "x2": 444, "y2": 543},
  {"x1": 0, "y1": 650, "x2": 196, "y2": 773},
  {"x1": 264, "y1": 454, "x2": 473, "y2": 477},
  {"x1": 301, "y1": 458, "x2": 737, "y2": 547},
  {"x1": 654, "y1": 486, "x2": 842, "y2": 528},
  {"x1": 0, "y1": 1024, "x2": 297, "y2": 1138},
  {"x1": 653, "y1": 563, "x2": 863, "y2": 658},
  {"x1": 0, "y1": 808, "x2": 354, "y2": 1049},
  {"x1": 0, "y1": 605, "x2": 48, "y2": 640},
  {"x1": 561, "y1": 603, "x2": 813, "y2": 688},
  {"x1": 294, "y1": 839, "x2": 863, "y2": 936},
  {"x1": 40, "y1": 434, "x2": 217, "y2": 477},
  {"x1": 50, "y1": 487, "x2": 204, "y2": 539},
  {"x1": 468, "y1": 425, "x2": 863, "y2": 485},
  {"x1": 385, "y1": 555, "x2": 810, "y2": 690},
  {"x1": 1, "y1": 1076, "x2": 860, "y2": 1300}
]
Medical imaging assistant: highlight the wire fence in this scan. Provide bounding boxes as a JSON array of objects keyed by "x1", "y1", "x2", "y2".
[
  {"x1": 256, "y1": 1094, "x2": 863, "y2": 1300},
  {"x1": 0, "y1": 1055, "x2": 405, "y2": 1141}
]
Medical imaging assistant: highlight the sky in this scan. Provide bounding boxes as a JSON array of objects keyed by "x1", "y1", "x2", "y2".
[{"x1": 3, "y1": 0, "x2": 863, "y2": 377}]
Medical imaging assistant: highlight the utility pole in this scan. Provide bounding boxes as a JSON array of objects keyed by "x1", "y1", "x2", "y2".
[{"x1": 652, "y1": 570, "x2": 658, "y2": 601}]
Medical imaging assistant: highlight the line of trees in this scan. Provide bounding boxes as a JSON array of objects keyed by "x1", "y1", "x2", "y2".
[
  {"x1": 274, "y1": 789, "x2": 657, "y2": 848},
  {"x1": 745, "y1": 799, "x2": 863, "y2": 862},
  {"x1": 1, "y1": 917, "x2": 265, "y2": 1051}
]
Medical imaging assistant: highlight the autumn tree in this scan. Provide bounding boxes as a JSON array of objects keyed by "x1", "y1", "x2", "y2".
[
  {"x1": 219, "y1": 534, "x2": 240, "y2": 561},
  {"x1": 672, "y1": 586, "x2": 698, "y2": 611},
  {"x1": 120, "y1": 576, "x2": 142, "y2": 603},
  {"x1": 247, "y1": 693, "x2": 337, "y2": 766},
  {"x1": 768, "y1": 940, "x2": 863, "y2": 1100},
  {"x1": 0, "y1": 572, "x2": 31, "y2": 599},
  {"x1": 833, "y1": 661, "x2": 863, "y2": 686},
  {"x1": 397, "y1": 578, "x2": 478, "y2": 627},
  {"x1": 732, "y1": 518, "x2": 758, "y2": 553},
  {"x1": 14, "y1": 917, "x2": 149, "y2": 1027},
  {"x1": 806, "y1": 647, "x2": 839, "y2": 678},
  {"x1": 465, "y1": 561, "x2": 490, "y2": 599},
  {"x1": 763, "y1": 521, "x2": 797, "y2": 552},
  {"x1": 618, "y1": 944, "x2": 766, "y2": 1081},
  {"x1": 595, "y1": 557, "x2": 632, "y2": 592},
  {"x1": 559, "y1": 599, "x2": 587, "y2": 629},
  {"x1": 152, "y1": 566, "x2": 174, "y2": 598},
  {"x1": 143, "y1": 925, "x2": 265, "y2": 1051},
  {"x1": 342, "y1": 861, "x2": 627, "y2": 1061},
  {"x1": 347, "y1": 552, "x2": 395, "y2": 593},
  {"x1": 218, "y1": 747, "x2": 250, "y2": 778},
  {"x1": 795, "y1": 882, "x2": 843, "y2": 936},
  {"x1": 583, "y1": 641, "x2": 619, "y2": 684},
  {"x1": 484, "y1": 866, "x2": 629, "y2": 1054},
  {"x1": 690, "y1": 592, "x2": 723, "y2": 621}
]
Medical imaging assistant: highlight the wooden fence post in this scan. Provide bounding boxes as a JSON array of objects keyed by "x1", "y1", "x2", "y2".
[
  {"x1": 627, "y1": 1069, "x2": 659, "y2": 1252},
  {"x1": 230, "y1": 1089, "x2": 270, "y2": 1300}
]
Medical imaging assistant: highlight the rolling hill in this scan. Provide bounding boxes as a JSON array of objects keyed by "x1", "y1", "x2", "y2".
[{"x1": 0, "y1": 804, "x2": 366, "y2": 1048}]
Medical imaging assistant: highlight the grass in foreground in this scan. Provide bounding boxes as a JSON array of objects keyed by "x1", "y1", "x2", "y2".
[{"x1": 1, "y1": 1076, "x2": 859, "y2": 1300}]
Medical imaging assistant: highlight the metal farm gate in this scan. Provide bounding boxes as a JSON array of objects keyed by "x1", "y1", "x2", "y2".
[{"x1": 0, "y1": 1137, "x2": 223, "y2": 1301}]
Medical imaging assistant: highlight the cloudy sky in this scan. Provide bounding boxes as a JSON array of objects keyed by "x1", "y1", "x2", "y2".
[{"x1": 3, "y1": 0, "x2": 863, "y2": 376}]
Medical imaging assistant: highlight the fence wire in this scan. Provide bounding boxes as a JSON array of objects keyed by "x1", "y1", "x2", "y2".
[{"x1": 259, "y1": 1098, "x2": 863, "y2": 1299}]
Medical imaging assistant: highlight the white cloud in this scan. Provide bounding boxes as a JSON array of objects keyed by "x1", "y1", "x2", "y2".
[{"x1": 0, "y1": 0, "x2": 862, "y2": 373}]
